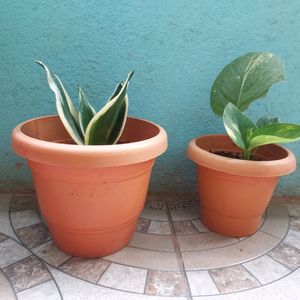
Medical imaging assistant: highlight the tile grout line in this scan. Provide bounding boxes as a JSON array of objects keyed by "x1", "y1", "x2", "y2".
[{"x1": 165, "y1": 202, "x2": 193, "y2": 300}]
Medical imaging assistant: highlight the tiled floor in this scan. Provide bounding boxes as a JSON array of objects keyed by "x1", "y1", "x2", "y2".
[{"x1": 0, "y1": 192, "x2": 299, "y2": 299}]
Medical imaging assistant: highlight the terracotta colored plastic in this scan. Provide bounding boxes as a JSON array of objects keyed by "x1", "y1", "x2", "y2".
[
  {"x1": 12, "y1": 115, "x2": 167, "y2": 257},
  {"x1": 187, "y1": 135, "x2": 296, "y2": 237}
]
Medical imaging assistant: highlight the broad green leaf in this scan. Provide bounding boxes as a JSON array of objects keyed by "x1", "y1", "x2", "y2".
[
  {"x1": 256, "y1": 116, "x2": 279, "y2": 128},
  {"x1": 249, "y1": 123, "x2": 300, "y2": 150},
  {"x1": 78, "y1": 86, "x2": 96, "y2": 135},
  {"x1": 36, "y1": 61, "x2": 84, "y2": 144},
  {"x1": 223, "y1": 103, "x2": 256, "y2": 150},
  {"x1": 211, "y1": 52, "x2": 285, "y2": 115},
  {"x1": 85, "y1": 71, "x2": 134, "y2": 145}
]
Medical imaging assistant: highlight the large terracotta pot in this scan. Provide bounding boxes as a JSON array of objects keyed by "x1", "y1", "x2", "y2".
[
  {"x1": 12, "y1": 115, "x2": 167, "y2": 257},
  {"x1": 187, "y1": 134, "x2": 296, "y2": 237}
]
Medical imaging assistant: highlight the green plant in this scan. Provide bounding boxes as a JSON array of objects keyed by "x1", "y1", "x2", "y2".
[
  {"x1": 210, "y1": 52, "x2": 300, "y2": 160},
  {"x1": 37, "y1": 61, "x2": 134, "y2": 145}
]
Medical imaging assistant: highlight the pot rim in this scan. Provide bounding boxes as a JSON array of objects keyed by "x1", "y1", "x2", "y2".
[
  {"x1": 187, "y1": 134, "x2": 296, "y2": 177},
  {"x1": 12, "y1": 115, "x2": 168, "y2": 167}
]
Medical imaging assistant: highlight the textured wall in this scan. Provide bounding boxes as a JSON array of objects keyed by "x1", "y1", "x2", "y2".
[{"x1": 1, "y1": 0, "x2": 300, "y2": 194}]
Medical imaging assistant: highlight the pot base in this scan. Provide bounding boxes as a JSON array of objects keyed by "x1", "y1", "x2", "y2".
[
  {"x1": 48, "y1": 220, "x2": 137, "y2": 257},
  {"x1": 200, "y1": 208, "x2": 261, "y2": 237}
]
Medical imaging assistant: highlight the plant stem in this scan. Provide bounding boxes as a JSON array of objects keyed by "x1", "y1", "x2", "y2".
[{"x1": 243, "y1": 149, "x2": 251, "y2": 160}]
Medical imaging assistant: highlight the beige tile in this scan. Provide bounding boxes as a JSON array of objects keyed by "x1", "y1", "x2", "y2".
[
  {"x1": 136, "y1": 218, "x2": 151, "y2": 233},
  {"x1": 60, "y1": 257, "x2": 109, "y2": 283},
  {"x1": 17, "y1": 280, "x2": 61, "y2": 300},
  {"x1": 186, "y1": 270, "x2": 219, "y2": 296},
  {"x1": 0, "y1": 239, "x2": 31, "y2": 268},
  {"x1": 145, "y1": 270, "x2": 187, "y2": 296},
  {"x1": 98, "y1": 263, "x2": 147, "y2": 293},
  {"x1": 260, "y1": 198, "x2": 289, "y2": 238},
  {"x1": 269, "y1": 242, "x2": 300, "y2": 270},
  {"x1": 140, "y1": 208, "x2": 168, "y2": 221},
  {"x1": 182, "y1": 231, "x2": 280, "y2": 270},
  {"x1": 210, "y1": 265, "x2": 259, "y2": 293},
  {"x1": 243, "y1": 255, "x2": 290, "y2": 284},
  {"x1": 32, "y1": 241, "x2": 71, "y2": 267},
  {"x1": 191, "y1": 220, "x2": 209, "y2": 233},
  {"x1": 16, "y1": 223, "x2": 50, "y2": 249},
  {"x1": 129, "y1": 232, "x2": 174, "y2": 251},
  {"x1": 284, "y1": 229, "x2": 300, "y2": 249},
  {"x1": 147, "y1": 221, "x2": 171, "y2": 235},
  {"x1": 105, "y1": 246, "x2": 180, "y2": 271},
  {"x1": 178, "y1": 232, "x2": 238, "y2": 251},
  {"x1": 0, "y1": 269, "x2": 16, "y2": 300},
  {"x1": 10, "y1": 209, "x2": 41, "y2": 230},
  {"x1": 173, "y1": 221, "x2": 199, "y2": 234},
  {"x1": 3, "y1": 255, "x2": 51, "y2": 292}
]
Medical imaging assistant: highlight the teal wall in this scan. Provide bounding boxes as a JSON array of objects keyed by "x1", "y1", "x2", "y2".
[{"x1": 2, "y1": 0, "x2": 300, "y2": 194}]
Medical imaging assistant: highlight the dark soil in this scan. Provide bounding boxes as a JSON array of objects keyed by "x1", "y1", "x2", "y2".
[{"x1": 211, "y1": 150, "x2": 264, "y2": 161}]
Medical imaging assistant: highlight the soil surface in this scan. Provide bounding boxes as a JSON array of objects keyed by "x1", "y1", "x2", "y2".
[{"x1": 211, "y1": 150, "x2": 265, "y2": 161}]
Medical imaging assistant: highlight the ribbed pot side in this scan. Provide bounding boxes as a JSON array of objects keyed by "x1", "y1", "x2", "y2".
[
  {"x1": 187, "y1": 135, "x2": 296, "y2": 237},
  {"x1": 12, "y1": 115, "x2": 167, "y2": 257}
]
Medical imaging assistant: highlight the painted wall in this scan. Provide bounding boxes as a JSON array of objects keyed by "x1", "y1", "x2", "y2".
[{"x1": 1, "y1": 0, "x2": 300, "y2": 194}]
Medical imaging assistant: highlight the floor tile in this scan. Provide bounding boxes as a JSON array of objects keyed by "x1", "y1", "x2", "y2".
[
  {"x1": 10, "y1": 195, "x2": 36, "y2": 212},
  {"x1": 98, "y1": 263, "x2": 147, "y2": 293},
  {"x1": 105, "y1": 247, "x2": 180, "y2": 271},
  {"x1": 0, "y1": 269, "x2": 16, "y2": 300},
  {"x1": 3, "y1": 255, "x2": 51, "y2": 292},
  {"x1": 290, "y1": 217, "x2": 300, "y2": 231},
  {"x1": 17, "y1": 280, "x2": 61, "y2": 300},
  {"x1": 10, "y1": 209, "x2": 41, "y2": 230},
  {"x1": 0, "y1": 239, "x2": 31, "y2": 268},
  {"x1": 32, "y1": 241, "x2": 71, "y2": 267},
  {"x1": 210, "y1": 265, "x2": 259, "y2": 293},
  {"x1": 0, "y1": 194, "x2": 18, "y2": 240},
  {"x1": 147, "y1": 221, "x2": 171, "y2": 235},
  {"x1": 49, "y1": 265, "x2": 187, "y2": 300},
  {"x1": 177, "y1": 232, "x2": 238, "y2": 251},
  {"x1": 284, "y1": 229, "x2": 300, "y2": 249},
  {"x1": 243, "y1": 255, "x2": 290, "y2": 284},
  {"x1": 173, "y1": 221, "x2": 199, "y2": 234},
  {"x1": 260, "y1": 199, "x2": 289, "y2": 238},
  {"x1": 136, "y1": 218, "x2": 151, "y2": 233},
  {"x1": 0, "y1": 232, "x2": 8, "y2": 242},
  {"x1": 190, "y1": 220, "x2": 209, "y2": 233},
  {"x1": 268, "y1": 242, "x2": 300, "y2": 270},
  {"x1": 186, "y1": 270, "x2": 219, "y2": 296},
  {"x1": 145, "y1": 270, "x2": 187, "y2": 296},
  {"x1": 16, "y1": 223, "x2": 50, "y2": 249},
  {"x1": 59, "y1": 257, "x2": 109, "y2": 283},
  {"x1": 140, "y1": 208, "x2": 168, "y2": 221},
  {"x1": 182, "y1": 231, "x2": 280, "y2": 270},
  {"x1": 193, "y1": 267, "x2": 300, "y2": 300},
  {"x1": 170, "y1": 207, "x2": 199, "y2": 221},
  {"x1": 129, "y1": 232, "x2": 174, "y2": 251},
  {"x1": 286, "y1": 198, "x2": 300, "y2": 217}
]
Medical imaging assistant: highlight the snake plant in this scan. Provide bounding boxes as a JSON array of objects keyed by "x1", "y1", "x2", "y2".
[
  {"x1": 37, "y1": 61, "x2": 134, "y2": 145},
  {"x1": 210, "y1": 52, "x2": 300, "y2": 160}
]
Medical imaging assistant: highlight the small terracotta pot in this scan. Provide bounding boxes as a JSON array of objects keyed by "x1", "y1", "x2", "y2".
[
  {"x1": 12, "y1": 115, "x2": 167, "y2": 257},
  {"x1": 187, "y1": 134, "x2": 296, "y2": 237}
]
